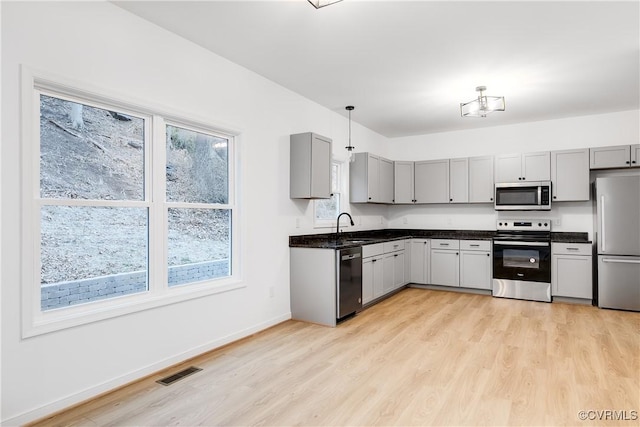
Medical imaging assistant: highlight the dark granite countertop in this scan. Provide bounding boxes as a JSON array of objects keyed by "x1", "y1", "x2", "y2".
[{"x1": 290, "y1": 229, "x2": 591, "y2": 249}]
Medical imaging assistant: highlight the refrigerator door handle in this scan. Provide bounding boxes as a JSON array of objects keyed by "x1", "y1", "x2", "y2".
[
  {"x1": 602, "y1": 258, "x2": 640, "y2": 264},
  {"x1": 600, "y1": 195, "x2": 606, "y2": 253}
]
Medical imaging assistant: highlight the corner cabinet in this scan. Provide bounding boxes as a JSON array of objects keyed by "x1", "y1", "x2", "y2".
[
  {"x1": 495, "y1": 151, "x2": 550, "y2": 183},
  {"x1": 290, "y1": 132, "x2": 331, "y2": 199},
  {"x1": 350, "y1": 152, "x2": 394, "y2": 203},
  {"x1": 551, "y1": 148, "x2": 590, "y2": 201},
  {"x1": 551, "y1": 242, "x2": 593, "y2": 302}
]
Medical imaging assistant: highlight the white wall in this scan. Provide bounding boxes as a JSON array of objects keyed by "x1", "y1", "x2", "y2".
[
  {"x1": 384, "y1": 110, "x2": 639, "y2": 238},
  {"x1": 0, "y1": 2, "x2": 390, "y2": 424}
]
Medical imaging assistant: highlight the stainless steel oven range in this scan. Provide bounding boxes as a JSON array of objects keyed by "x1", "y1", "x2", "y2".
[{"x1": 492, "y1": 219, "x2": 551, "y2": 302}]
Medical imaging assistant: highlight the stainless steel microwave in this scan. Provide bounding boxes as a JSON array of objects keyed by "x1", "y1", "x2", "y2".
[{"x1": 494, "y1": 181, "x2": 551, "y2": 210}]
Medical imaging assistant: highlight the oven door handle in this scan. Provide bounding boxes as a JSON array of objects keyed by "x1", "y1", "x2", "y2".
[{"x1": 493, "y1": 240, "x2": 550, "y2": 247}]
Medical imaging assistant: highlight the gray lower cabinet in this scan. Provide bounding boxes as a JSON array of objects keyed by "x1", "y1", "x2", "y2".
[
  {"x1": 459, "y1": 240, "x2": 492, "y2": 290},
  {"x1": 551, "y1": 148, "x2": 590, "y2": 201},
  {"x1": 290, "y1": 248, "x2": 337, "y2": 326},
  {"x1": 362, "y1": 253, "x2": 384, "y2": 305},
  {"x1": 410, "y1": 239, "x2": 430, "y2": 284},
  {"x1": 430, "y1": 239, "x2": 460, "y2": 286},
  {"x1": 363, "y1": 242, "x2": 405, "y2": 305},
  {"x1": 551, "y1": 242, "x2": 593, "y2": 300},
  {"x1": 290, "y1": 132, "x2": 332, "y2": 199}
]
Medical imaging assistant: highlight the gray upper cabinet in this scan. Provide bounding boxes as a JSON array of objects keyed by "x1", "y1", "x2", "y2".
[
  {"x1": 414, "y1": 159, "x2": 449, "y2": 203},
  {"x1": 290, "y1": 132, "x2": 331, "y2": 199},
  {"x1": 350, "y1": 152, "x2": 394, "y2": 203},
  {"x1": 590, "y1": 144, "x2": 640, "y2": 169},
  {"x1": 551, "y1": 149, "x2": 590, "y2": 201},
  {"x1": 394, "y1": 161, "x2": 415, "y2": 204},
  {"x1": 449, "y1": 158, "x2": 469, "y2": 203},
  {"x1": 468, "y1": 155, "x2": 494, "y2": 203},
  {"x1": 495, "y1": 151, "x2": 550, "y2": 183},
  {"x1": 632, "y1": 144, "x2": 640, "y2": 167}
]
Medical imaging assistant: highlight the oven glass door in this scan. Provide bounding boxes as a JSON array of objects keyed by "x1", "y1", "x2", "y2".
[{"x1": 493, "y1": 240, "x2": 551, "y2": 283}]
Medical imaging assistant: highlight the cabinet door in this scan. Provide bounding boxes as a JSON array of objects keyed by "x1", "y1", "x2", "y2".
[
  {"x1": 393, "y1": 252, "x2": 405, "y2": 289},
  {"x1": 410, "y1": 240, "x2": 428, "y2": 284},
  {"x1": 362, "y1": 258, "x2": 374, "y2": 304},
  {"x1": 310, "y1": 134, "x2": 332, "y2": 198},
  {"x1": 460, "y1": 250, "x2": 491, "y2": 290},
  {"x1": 372, "y1": 257, "x2": 384, "y2": 299},
  {"x1": 367, "y1": 154, "x2": 380, "y2": 202},
  {"x1": 414, "y1": 160, "x2": 449, "y2": 203},
  {"x1": 469, "y1": 156, "x2": 494, "y2": 203},
  {"x1": 394, "y1": 161, "x2": 415, "y2": 204},
  {"x1": 403, "y1": 239, "x2": 412, "y2": 285},
  {"x1": 551, "y1": 149, "x2": 589, "y2": 202},
  {"x1": 449, "y1": 158, "x2": 469, "y2": 203},
  {"x1": 494, "y1": 153, "x2": 522, "y2": 183},
  {"x1": 383, "y1": 253, "x2": 395, "y2": 294},
  {"x1": 379, "y1": 157, "x2": 394, "y2": 204},
  {"x1": 631, "y1": 144, "x2": 640, "y2": 168},
  {"x1": 522, "y1": 151, "x2": 550, "y2": 181},
  {"x1": 589, "y1": 145, "x2": 631, "y2": 169},
  {"x1": 430, "y1": 249, "x2": 459, "y2": 286},
  {"x1": 552, "y1": 255, "x2": 592, "y2": 299}
]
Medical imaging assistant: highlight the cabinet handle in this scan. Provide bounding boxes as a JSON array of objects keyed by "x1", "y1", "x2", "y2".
[
  {"x1": 470, "y1": 244, "x2": 480, "y2": 247},
  {"x1": 456, "y1": 252, "x2": 459, "y2": 255},
  {"x1": 626, "y1": 161, "x2": 630, "y2": 164},
  {"x1": 368, "y1": 197, "x2": 372, "y2": 200},
  {"x1": 566, "y1": 247, "x2": 579, "y2": 251},
  {"x1": 440, "y1": 243, "x2": 449, "y2": 246},
  {"x1": 632, "y1": 161, "x2": 637, "y2": 164},
  {"x1": 487, "y1": 253, "x2": 490, "y2": 256},
  {"x1": 449, "y1": 198, "x2": 453, "y2": 202},
  {"x1": 372, "y1": 259, "x2": 377, "y2": 263},
  {"x1": 490, "y1": 197, "x2": 493, "y2": 201},
  {"x1": 553, "y1": 196, "x2": 557, "y2": 199},
  {"x1": 394, "y1": 254, "x2": 398, "y2": 257}
]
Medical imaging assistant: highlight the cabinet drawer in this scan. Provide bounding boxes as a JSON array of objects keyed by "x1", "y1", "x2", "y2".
[
  {"x1": 460, "y1": 240, "x2": 491, "y2": 251},
  {"x1": 552, "y1": 242, "x2": 591, "y2": 256},
  {"x1": 431, "y1": 239, "x2": 460, "y2": 250},
  {"x1": 384, "y1": 240, "x2": 405, "y2": 253},
  {"x1": 363, "y1": 243, "x2": 384, "y2": 258}
]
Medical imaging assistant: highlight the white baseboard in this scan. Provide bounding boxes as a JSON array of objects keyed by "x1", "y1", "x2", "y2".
[{"x1": 3, "y1": 312, "x2": 292, "y2": 426}]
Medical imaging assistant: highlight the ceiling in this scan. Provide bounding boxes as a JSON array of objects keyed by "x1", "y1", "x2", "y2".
[{"x1": 114, "y1": 0, "x2": 639, "y2": 138}]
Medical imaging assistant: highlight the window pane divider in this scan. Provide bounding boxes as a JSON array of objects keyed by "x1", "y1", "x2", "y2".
[
  {"x1": 165, "y1": 202, "x2": 232, "y2": 210},
  {"x1": 37, "y1": 199, "x2": 150, "y2": 208}
]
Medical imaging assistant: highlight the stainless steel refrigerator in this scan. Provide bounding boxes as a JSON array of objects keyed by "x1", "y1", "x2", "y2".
[{"x1": 595, "y1": 175, "x2": 640, "y2": 311}]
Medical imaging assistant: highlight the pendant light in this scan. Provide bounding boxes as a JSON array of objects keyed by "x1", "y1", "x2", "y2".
[{"x1": 345, "y1": 105, "x2": 355, "y2": 161}]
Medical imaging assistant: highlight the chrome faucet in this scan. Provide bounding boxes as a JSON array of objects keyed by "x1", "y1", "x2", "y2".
[{"x1": 336, "y1": 212, "x2": 355, "y2": 241}]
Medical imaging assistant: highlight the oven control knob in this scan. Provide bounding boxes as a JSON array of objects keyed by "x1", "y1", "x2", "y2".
[
  {"x1": 544, "y1": 222, "x2": 548, "y2": 226},
  {"x1": 499, "y1": 222, "x2": 502, "y2": 226},
  {"x1": 538, "y1": 223, "x2": 542, "y2": 227}
]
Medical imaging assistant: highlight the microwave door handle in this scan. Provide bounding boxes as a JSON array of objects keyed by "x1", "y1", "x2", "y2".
[{"x1": 538, "y1": 186, "x2": 542, "y2": 205}]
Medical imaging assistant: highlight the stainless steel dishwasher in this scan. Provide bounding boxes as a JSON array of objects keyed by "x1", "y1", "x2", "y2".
[{"x1": 336, "y1": 247, "x2": 363, "y2": 320}]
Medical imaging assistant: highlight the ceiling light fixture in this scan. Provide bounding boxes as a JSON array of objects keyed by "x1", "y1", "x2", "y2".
[
  {"x1": 345, "y1": 106, "x2": 355, "y2": 160},
  {"x1": 307, "y1": 0, "x2": 343, "y2": 9},
  {"x1": 460, "y1": 86, "x2": 505, "y2": 118}
]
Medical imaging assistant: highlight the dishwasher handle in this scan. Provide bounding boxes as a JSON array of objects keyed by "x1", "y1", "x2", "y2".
[{"x1": 341, "y1": 253, "x2": 361, "y2": 261}]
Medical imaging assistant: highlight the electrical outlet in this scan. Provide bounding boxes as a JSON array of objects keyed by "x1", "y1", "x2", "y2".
[
  {"x1": 447, "y1": 217, "x2": 453, "y2": 226},
  {"x1": 554, "y1": 218, "x2": 561, "y2": 226},
  {"x1": 295, "y1": 218, "x2": 300, "y2": 228},
  {"x1": 269, "y1": 286, "x2": 275, "y2": 298},
  {"x1": 402, "y1": 217, "x2": 408, "y2": 225}
]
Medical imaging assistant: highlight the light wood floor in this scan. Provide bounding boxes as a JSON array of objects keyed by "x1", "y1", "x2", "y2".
[{"x1": 33, "y1": 288, "x2": 639, "y2": 426}]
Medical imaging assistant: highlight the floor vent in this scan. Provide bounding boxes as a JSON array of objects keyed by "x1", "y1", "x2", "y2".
[{"x1": 156, "y1": 366, "x2": 202, "y2": 386}]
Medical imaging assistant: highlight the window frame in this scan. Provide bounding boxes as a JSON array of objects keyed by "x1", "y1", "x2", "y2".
[
  {"x1": 313, "y1": 159, "x2": 344, "y2": 228},
  {"x1": 21, "y1": 67, "x2": 243, "y2": 337}
]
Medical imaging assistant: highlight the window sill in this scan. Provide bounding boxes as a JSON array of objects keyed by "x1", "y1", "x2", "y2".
[{"x1": 23, "y1": 277, "x2": 245, "y2": 338}]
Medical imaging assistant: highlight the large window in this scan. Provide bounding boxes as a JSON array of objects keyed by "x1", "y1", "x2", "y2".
[{"x1": 23, "y1": 71, "x2": 239, "y2": 336}]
